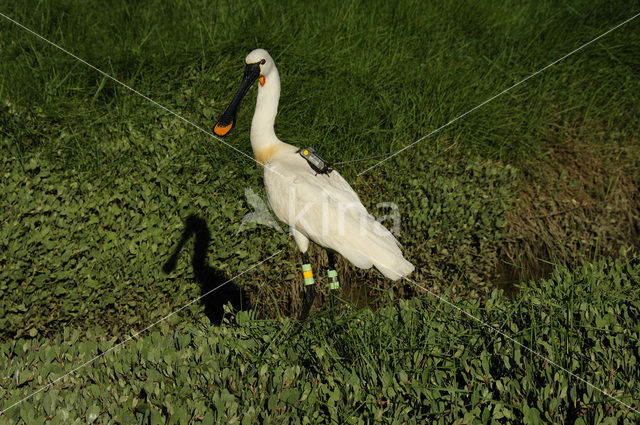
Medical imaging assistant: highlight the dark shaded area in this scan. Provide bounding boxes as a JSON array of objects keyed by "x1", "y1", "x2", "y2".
[
  {"x1": 163, "y1": 215, "x2": 247, "y2": 324},
  {"x1": 499, "y1": 140, "x2": 640, "y2": 293}
]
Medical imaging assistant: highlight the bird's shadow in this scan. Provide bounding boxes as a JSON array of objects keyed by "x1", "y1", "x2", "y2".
[{"x1": 163, "y1": 214, "x2": 248, "y2": 324}]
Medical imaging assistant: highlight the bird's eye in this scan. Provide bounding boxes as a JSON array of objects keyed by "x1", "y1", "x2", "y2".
[{"x1": 260, "y1": 59, "x2": 266, "y2": 65}]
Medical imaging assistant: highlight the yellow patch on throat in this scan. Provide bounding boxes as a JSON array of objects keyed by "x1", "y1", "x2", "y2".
[
  {"x1": 254, "y1": 145, "x2": 277, "y2": 166},
  {"x1": 259, "y1": 75, "x2": 265, "y2": 87}
]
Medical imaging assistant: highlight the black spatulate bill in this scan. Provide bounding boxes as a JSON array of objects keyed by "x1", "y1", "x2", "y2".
[{"x1": 213, "y1": 62, "x2": 261, "y2": 136}]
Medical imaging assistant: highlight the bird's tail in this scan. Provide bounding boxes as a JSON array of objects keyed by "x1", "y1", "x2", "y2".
[{"x1": 328, "y1": 213, "x2": 414, "y2": 281}]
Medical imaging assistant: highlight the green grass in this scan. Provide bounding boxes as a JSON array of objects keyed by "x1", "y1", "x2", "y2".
[
  {"x1": 0, "y1": 127, "x2": 519, "y2": 339},
  {"x1": 1, "y1": 257, "x2": 639, "y2": 424},
  {"x1": 1, "y1": 0, "x2": 640, "y2": 422},
  {"x1": 2, "y1": 0, "x2": 639, "y2": 176},
  {"x1": 2, "y1": 0, "x2": 638, "y2": 335}
]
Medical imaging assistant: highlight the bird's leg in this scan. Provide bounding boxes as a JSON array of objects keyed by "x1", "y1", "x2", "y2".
[
  {"x1": 299, "y1": 252, "x2": 316, "y2": 320},
  {"x1": 327, "y1": 250, "x2": 340, "y2": 308}
]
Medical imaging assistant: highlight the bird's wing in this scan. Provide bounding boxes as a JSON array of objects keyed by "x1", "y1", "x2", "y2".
[
  {"x1": 264, "y1": 149, "x2": 373, "y2": 236},
  {"x1": 265, "y1": 151, "x2": 413, "y2": 268},
  {"x1": 264, "y1": 148, "x2": 413, "y2": 280}
]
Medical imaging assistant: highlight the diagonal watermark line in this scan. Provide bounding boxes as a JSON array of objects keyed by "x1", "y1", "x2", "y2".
[
  {"x1": 357, "y1": 11, "x2": 640, "y2": 176},
  {"x1": 337, "y1": 252, "x2": 638, "y2": 413},
  {"x1": 0, "y1": 12, "x2": 270, "y2": 169},
  {"x1": 398, "y1": 272, "x2": 638, "y2": 413},
  {"x1": 332, "y1": 152, "x2": 390, "y2": 166},
  {"x1": 0, "y1": 250, "x2": 283, "y2": 416},
  {"x1": 2, "y1": 5, "x2": 637, "y2": 416}
]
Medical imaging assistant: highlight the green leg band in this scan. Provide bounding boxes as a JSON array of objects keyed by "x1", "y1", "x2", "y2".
[
  {"x1": 302, "y1": 263, "x2": 315, "y2": 286},
  {"x1": 328, "y1": 269, "x2": 340, "y2": 290}
]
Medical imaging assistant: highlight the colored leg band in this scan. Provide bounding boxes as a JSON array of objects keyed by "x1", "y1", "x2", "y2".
[
  {"x1": 302, "y1": 264, "x2": 314, "y2": 285},
  {"x1": 328, "y1": 269, "x2": 339, "y2": 290}
]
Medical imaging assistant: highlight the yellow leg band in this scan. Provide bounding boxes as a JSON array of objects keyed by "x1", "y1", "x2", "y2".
[{"x1": 302, "y1": 263, "x2": 314, "y2": 285}]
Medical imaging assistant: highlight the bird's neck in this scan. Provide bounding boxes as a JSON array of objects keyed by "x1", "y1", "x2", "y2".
[{"x1": 251, "y1": 67, "x2": 283, "y2": 164}]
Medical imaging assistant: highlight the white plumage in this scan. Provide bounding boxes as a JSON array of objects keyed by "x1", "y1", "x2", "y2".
[
  {"x1": 215, "y1": 48, "x2": 414, "y2": 281},
  {"x1": 264, "y1": 145, "x2": 414, "y2": 280}
]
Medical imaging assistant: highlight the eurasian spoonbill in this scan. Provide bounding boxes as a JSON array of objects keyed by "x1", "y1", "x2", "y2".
[{"x1": 213, "y1": 49, "x2": 414, "y2": 317}]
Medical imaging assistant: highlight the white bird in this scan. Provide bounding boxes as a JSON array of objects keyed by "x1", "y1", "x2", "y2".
[{"x1": 214, "y1": 49, "x2": 414, "y2": 316}]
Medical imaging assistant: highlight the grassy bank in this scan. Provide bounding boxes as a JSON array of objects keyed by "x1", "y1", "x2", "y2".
[
  {"x1": 1, "y1": 257, "x2": 639, "y2": 424},
  {"x1": 2, "y1": 0, "x2": 638, "y2": 326},
  {"x1": 1, "y1": 1, "x2": 639, "y2": 423},
  {"x1": 2, "y1": 0, "x2": 639, "y2": 171}
]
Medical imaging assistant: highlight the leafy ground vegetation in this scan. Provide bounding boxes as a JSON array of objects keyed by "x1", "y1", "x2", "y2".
[
  {"x1": 1, "y1": 0, "x2": 639, "y2": 422},
  {"x1": 1, "y1": 258, "x2": 639, "y2": 424}
]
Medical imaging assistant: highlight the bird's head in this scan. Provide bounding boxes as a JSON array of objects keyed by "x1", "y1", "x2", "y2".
[
  {"x1": 213, "y1": 48, "x2": 274, "y2": 137},
  {"x1": 245, "y1": 48, "x2": 275, "y2": 84}
]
